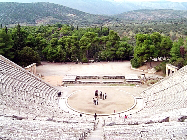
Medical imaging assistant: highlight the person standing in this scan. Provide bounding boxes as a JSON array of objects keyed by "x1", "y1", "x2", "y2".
[
  {"x1": 95, "y1": 90, "x2": 98, "y2": 97},
  {"x1": 100, "y1": 91, "x2": 102, "y2": 99},
  {"x1": 124, "y1": 115, "x2": 127, "y2": 122},
  {"x1": 94, "y1": 113, "x2": 97, "y2": 120},
  {"x1": 93, "y1": 98, "x2": 96, "y2": 105},
  {"x1": 105, "y1": 93, "x2": 107, "y2": 99}
]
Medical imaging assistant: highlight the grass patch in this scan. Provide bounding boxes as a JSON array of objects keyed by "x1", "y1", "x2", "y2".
[
  {"x1": 109, "y1": 83, "x2": 136, "y2": 86},
  {"x1": 146, "y1": 79, "x2": 159, "y2": 85}
]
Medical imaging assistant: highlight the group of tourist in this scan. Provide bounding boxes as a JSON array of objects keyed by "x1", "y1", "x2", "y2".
[{"x1": 93, "y1": 90, "x2": 107, "y2": 105}]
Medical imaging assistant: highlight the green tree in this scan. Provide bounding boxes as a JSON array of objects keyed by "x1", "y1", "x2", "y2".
[
  {"x1": 12, "y1": 24, "x2": 28, "y2": 51},
  {"x1": 44, "y1": 38, "x2": 58, "y2": 62},
  {"x1": 100, "y1": 30, "x2": 120, "y2": 61},
  {"x1": 79, "y1": 32, "x2": 99, "y2": 62},
  {"x1": 160, "y1": 36, "x2": 173, "y2": 59},
  {"x1": 34, "y1": 36, "x2": 48, "y2": 60},
  {"x1": 12, "y1": 24, "x2": 28, "y2": 63},
  {"x1": 58, "y1": 36, "x2": 79, "y2": 62},
  {"x1": 116, "y1": 41, "x2": 133, "y2": 60},
  {"x1": 0, "y1": 28, "x2": 14, "y2": 59},
  {"x1": 55, "y1": 45, "x2": 66, "y2": 62},
  {"x1": 150, "y1": 32, "x2": 161, "y2": 59},
  {"x1": 18, "y1": 46, "x2": 40, "y2": 67},
  {"x1": 170, "y1": 38, "x2": 184, "y2": 63},
  {"x1": 132, "y1": 33, "x2": 157, "y2": 68}
]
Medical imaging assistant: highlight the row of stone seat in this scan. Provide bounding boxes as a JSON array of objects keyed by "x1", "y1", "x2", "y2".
[
  {"x1": 103, "y1": 121, "x2": 187, "y2": 139},
  {"x1": 0, "y1": 60, "x2": 59, "y2": 103},
  {"x1": 0, "y1": 55, "x2": 96, "y2": 139},
  {"x1": 0, "y1": 116, "x2": 95, "y2": 140},
  {"x1": 142, "y1": 66, "x2": 187, "y2": 99},
  {"x1": 0, "y1": 55, "x2": 64, "y2": 119},
  {"x1": 103, "y1": 65, "x2": 187, "y2": 125},
  {"x1": 139, "y1": 66, "x2": 187, "y2": 114},
  {"x1": 132, "y1": 73, "x2": 187, "y2": 122},
  {"x1": 1, "y1": 73, "x2": 59, "y2": 106}
]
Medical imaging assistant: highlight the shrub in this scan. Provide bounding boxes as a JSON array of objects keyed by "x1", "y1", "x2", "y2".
[
  {"x1": 154, "y1": 65, "x2": 162, "y2": 72},
  {"x1": 131, "y1": 57, "x2": 141, "y2": 68},
  {"x1": 82, "y1": 57, "x2": 88, "y2": 63},
  {"x1": 154, "y1": 61, "x2": 167, "y2": 74},
  {"x1": 173, "y1": 58, "x2": 184, "y2": 69}
]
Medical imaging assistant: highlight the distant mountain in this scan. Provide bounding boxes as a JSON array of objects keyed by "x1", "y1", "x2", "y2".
[
  {"x1": 2, "y1": 0, "x2": 187, "y2": 15},
  {"x1": 5, "y1": 0, "x2": 187, "y2": 15},
  {"x1": 57, "y1": 0, "x2": 187, "y2": 15},
  {"x1": 116, "y1": 9, "x2": 187, "y2": 22},
  {"x1": 53, "y1": 0, "x2": 140, "y2": 15},
  {"x1": 1, "y1": 2, "x2": 187, "y2": 27},
  {"x1": 0, "y1": 2, "x2": 118, "y2": 26}
]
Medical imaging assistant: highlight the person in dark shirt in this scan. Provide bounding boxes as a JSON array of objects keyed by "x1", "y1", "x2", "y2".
[
  {"x1": 94, "y1": 113, "x2": 97, "y2": 120},
  {"x1": 95, "y1": 90, "x2": 98, "y2": 97},
  {"x1": 100, "y1": 91, "x2": 102, "y2": 99}
]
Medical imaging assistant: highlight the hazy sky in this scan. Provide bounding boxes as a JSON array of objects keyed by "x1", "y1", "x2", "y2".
[
  {"x1": 0, "y1": 0, "x2": 187, "y2": 2},
  {"x1": 120, "y1": 0, "x2": 186, "y2": 1}
]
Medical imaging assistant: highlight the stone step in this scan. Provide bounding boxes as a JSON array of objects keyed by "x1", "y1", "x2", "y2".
[{"x1": 87, "y1": 118, "x2": 104, "y2": 140}]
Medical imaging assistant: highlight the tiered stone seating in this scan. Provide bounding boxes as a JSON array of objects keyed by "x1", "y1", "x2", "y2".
[
  {"x1": 0, "y1": 55, "x2": 96, "y2": 139},
  {"x1": 0, "y1": 56, "x2": 60, "y2": 118},
  {"x1": 1, "y1": 54, "x2": 187, "y2": 139},
  {"x1": 103, "y1": 122, "x2": 187, "y2": 139},
  {"x1": 128, "y1": 65, "x2": 187, "y2": 122},
  {"x1": 0, "y1": 60, "x2": 60, "y2": 101},
  {"x1": 104, "y1": 65, "x2": 187, "y2": 126},
  {"x1": 0, "y1": 116, "x2": 95, "y2": 140}
]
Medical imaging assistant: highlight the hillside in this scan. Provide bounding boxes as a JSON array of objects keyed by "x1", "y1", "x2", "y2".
[
  {"x1": 116, "y1": 9, "x2": 187, "y2": 22},
  {"x1": 0, "y1": 2, "x2": 118, "y2": 26},
  {"x1": 4, "y1": 0, "x2": 187, "y2": 15},
  {"x1": 59, "y1": 0, "x2": 187, "y2": 15},
  {"x1": 1, "y1": 3, "x2": 187, "y2": 27},
  {"x1": 53, "y1": 0, "x2": 187, "y2": 15}
]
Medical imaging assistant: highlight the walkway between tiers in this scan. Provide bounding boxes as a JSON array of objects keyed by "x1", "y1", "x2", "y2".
[
  {"x1": 87, "y1": 117, "x2": 104, "y2": 140},
  {"x1": 58, "y1": 89, "x2": 80, "y2": 115},
  {"x1": 122, "y1": 98, "x2": 144, "y2": 116}
]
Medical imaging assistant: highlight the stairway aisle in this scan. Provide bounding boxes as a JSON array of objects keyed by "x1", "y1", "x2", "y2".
[{"x1": 87, "y1": 117, "x2": 104, "y2": 140}]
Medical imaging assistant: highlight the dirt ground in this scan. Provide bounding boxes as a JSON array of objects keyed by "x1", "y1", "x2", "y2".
[
  {"x1": 37, "y1": 61, "x2": 158, "y2": 86},
  {"x1": 67, "y1": 86, "x2": 145, "y2": 115},
  {"x1": 36, "y1": 61, "x2": 160, "y2": 115}
]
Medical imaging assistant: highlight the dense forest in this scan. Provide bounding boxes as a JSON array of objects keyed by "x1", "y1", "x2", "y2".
[
  {"x1": 0, "y1": 24, "x2": 133, "y2": 67},
  {"x1": 1, "y1": 24, "x2": 187, "y2": 74}
]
